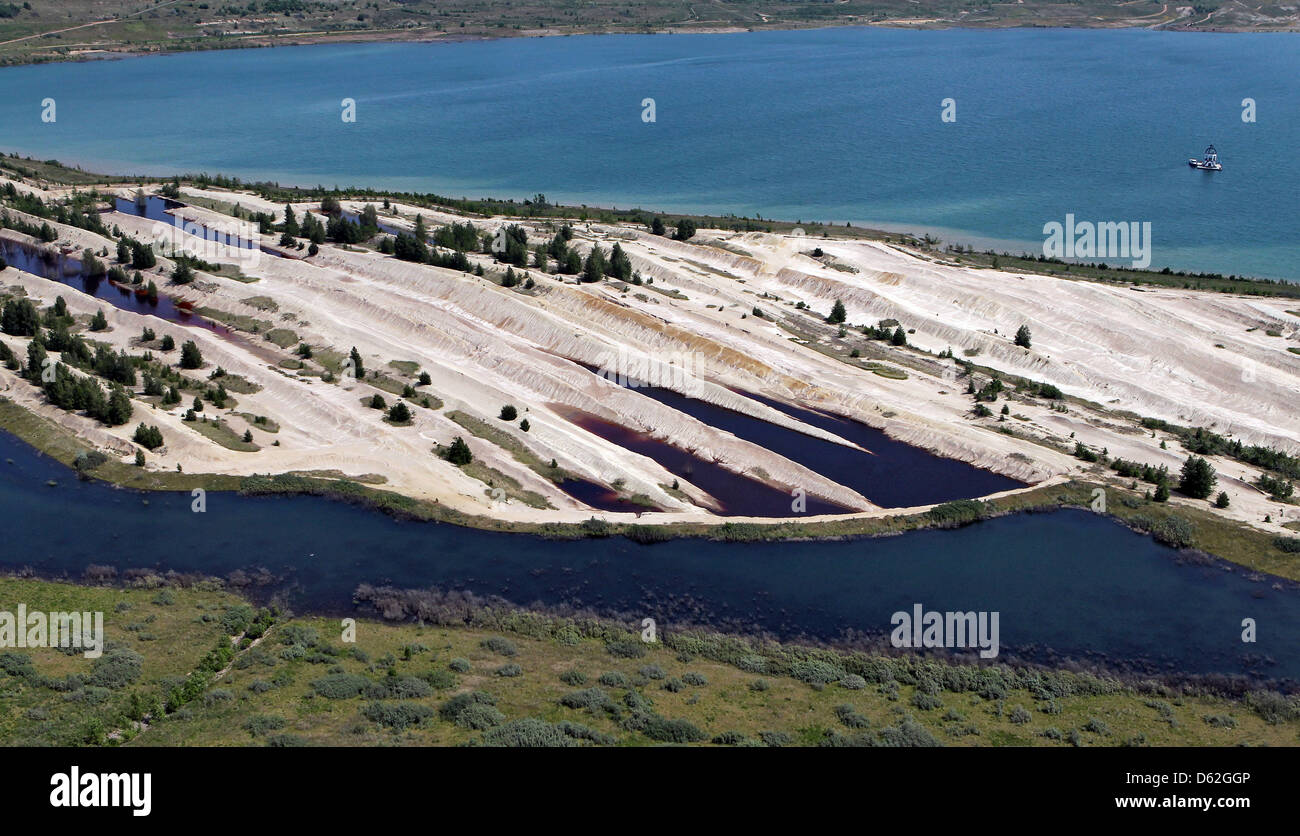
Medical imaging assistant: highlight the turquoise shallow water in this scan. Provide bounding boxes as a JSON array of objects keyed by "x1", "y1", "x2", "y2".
[{"x1": 0, "y1": 28, "x2": 1296, "y2": 278}]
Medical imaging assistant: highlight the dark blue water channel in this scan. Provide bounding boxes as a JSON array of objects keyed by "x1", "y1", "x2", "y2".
[
  {"x1": 0, "y1": 430, "x2": 1294, "y2": 684},
  {"x1": 112, "y1": 195, "x2": 272, "y2": 255},
  {"x1": 554, "y1": 405, "x2": 852, "y2": 517},
  {"x1": 0, "y1": 239, "x2": 231, "y2": 335},
  {"x1": 624, "y1": 383, "x2": 1023, "y2": 508}
]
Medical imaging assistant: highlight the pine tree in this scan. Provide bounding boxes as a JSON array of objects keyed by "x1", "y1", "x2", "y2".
[
  {"x1": 180, "y1": 340, "x2": 203, "y2": 370},
  {"x1": 607, "y1": 243, "x2": 633, "y2": 281},
  {"x1": 827, "y1": 299, "x2": 847, "y2": 325},
  {"x1": 104, "y1": 387, "x2": 133, "y2": 426},
  {"x1": 349, "y1": 346, "x2": 364, "y2": 380},
  {"x1": 582, "y1": 247, "x2": 607, "y2": 283},
  {"x1": 283, "y1": 204, "x2": 299, "y2": 237},
  {"x1": 1015, "y1": 325, "x2": 1032, "y2": 348},
  {"x1": 1179, "y1": 455, "x2": 1217, "y2": 500},
  {"x1": 133, "y1": 423, "x2": 164, "y2": 450},
  {"x1": 444, "y1": 436, "x2": 473, "y2": 465}
]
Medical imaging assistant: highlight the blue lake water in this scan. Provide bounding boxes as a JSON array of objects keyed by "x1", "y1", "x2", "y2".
[
  {"x1": 0, "y1": 430, "x2": 1295, "y2": 684},
  {"x1": 0, "y1": 29, "x2": 1296, "y2": 278}
]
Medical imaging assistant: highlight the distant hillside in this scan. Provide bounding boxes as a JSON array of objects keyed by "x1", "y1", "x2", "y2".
[{"x1": 1, "y1": 0, "x2": 1296, "y2": 66}]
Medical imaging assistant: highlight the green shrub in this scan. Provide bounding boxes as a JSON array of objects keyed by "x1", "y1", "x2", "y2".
[
  {"x1": 559, "y1": 670, "x2": 588, "y2": 686},
  {"x1": 480, "y1": 636, "x2": 518, "y2": 657},
  {"x1": 244, "y1": 715, "x2": 287, "y2": 737},
  {"x1": 559, "y1": 687, "x2": 617, "y2": 715},
  {"x1": 926, "y1": 499, "x2": 991, "y2": 527},
  {"x1": 635, "y1": 715, "x2": 706, "y2": 743},
  {"x1": 478, "y1": 718, "x2": 578, "y2": 748},
  {"x1": 835, "y1": 704, "x2": 870, "y2": 729},
  {"x1": 88, "y1": 648, "x2": 143, "y2": 690},
  {"x1": 789, "y1": 659, "x2": 845, "y2": 685},
  {"x1": 911, "y1": 692, "x2": 943, "y2": 711},
  {"x1": 1245, "y1": 690, "x2": 1298, "y2": 725},
  {"x1": 423, "y1": 669, "x2": 458, "y2": 690},
  {"x1": 362, "y1": 701, "x2": 435, "y2": 731},
  {"x1": 365, "y1": 675, "x2": 433, "y2": 699},
  {"x1": 1083, "y1": 718, "x2": 1111, "y2": 735},
  {"x1": 439, "y1": 691, "x2": 504, "y2": 729},
  {"x1": 1273, "y1": 536, "x2": 1300, "y2": 554},
  {"x1": 606, "y1": 639, "x2": 646, "y2": 659},
  {"x1": 310, "y1": 673, "x2": 371, "y2": 699}
]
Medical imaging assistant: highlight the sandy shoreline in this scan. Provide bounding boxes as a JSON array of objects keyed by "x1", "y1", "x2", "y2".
[
  {"x1": 1, "y1": 177, "x2": 1298, "y2": 553},
  {"x1": 5, "y1": 17, "x2": 1298, "y2": 70}
]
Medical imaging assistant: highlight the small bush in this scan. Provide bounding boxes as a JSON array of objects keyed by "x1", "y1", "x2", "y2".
[
  {"x1": 1083, "y1": 718, "x2": 1111, "y2": 736},
  {"x1": 362, "y1": 701, "x2": 435, "y2": 731},
  {"x1": 911, "y1": 692, "x2": 943, "y2": 711},
  {"x1": 439, "y1": 691, "x2": 504, "y2": 729},
  {"x1": 244, "y1": 715, "x2": 286, "y2": 737},
  {"x1": 478, "y1": 718, "x2": 577, "y2": 748},
  {"x1": 480, "y1": 636, "x2": 518, "y2": 657},
  {"x1": 835, "y1": 704, "x2": 870, "y2": 729},
  {"x1": 606, "y1": 639, "x2": 646, "y2": 659},
  {"x1": 598, "y1": 671, "x2": 628, "y2": 688},
  {"x1": 310, "y1": 673, "x2": 371, "y2": 699}
]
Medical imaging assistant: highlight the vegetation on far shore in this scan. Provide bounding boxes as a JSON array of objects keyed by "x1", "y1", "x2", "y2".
[
  {"x1": 6, "y1": 152, "x2": 1296, "y2": 297},
  {"x1": 2, "y1": 1, "x2": 1294, "y2": 68}
]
